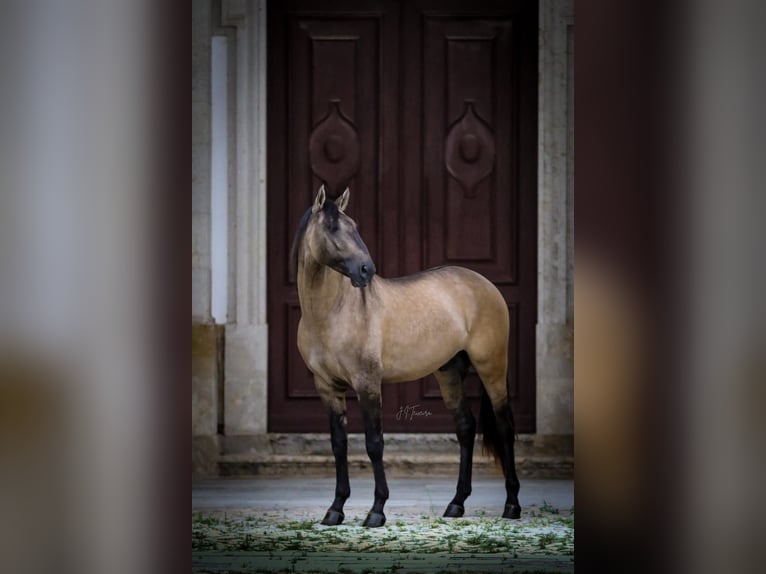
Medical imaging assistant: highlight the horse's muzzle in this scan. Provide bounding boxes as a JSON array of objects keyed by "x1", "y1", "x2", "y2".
[{"x1": 350, "y1": 261, "x2": 376, "y2": 288}]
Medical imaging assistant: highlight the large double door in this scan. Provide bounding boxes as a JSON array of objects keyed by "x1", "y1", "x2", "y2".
[{"x1": 267, "y1": 0, "x2": 537, "y2": 433}]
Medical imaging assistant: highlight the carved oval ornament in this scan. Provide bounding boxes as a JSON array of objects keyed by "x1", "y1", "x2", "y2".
[
  {"x1": 444, "y1": 100, "x2": 496, "y2": 197},
  {"x1": 308, "y1": 100, "x2": 360, "y2": 197}
]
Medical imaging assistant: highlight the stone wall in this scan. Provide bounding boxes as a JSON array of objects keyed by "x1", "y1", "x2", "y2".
[
  {"x1": 192, "y1": 323, "x2": 222, "y2": 476},
  {"x1": 192, "y1": 0, "x2": 220, "y2": 477},
  {"x1": 192, "y1": 0, "x2": 212, "y2": 323}
]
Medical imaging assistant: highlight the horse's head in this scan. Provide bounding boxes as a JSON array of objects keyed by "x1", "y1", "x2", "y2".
[{"x1": 303, "y1": 185, "x2": 376, "y2": 288}]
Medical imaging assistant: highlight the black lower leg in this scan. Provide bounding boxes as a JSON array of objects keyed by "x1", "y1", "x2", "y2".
[
  {"x1": 321, "y1": 410, "x2": 350, "y2": 525},
  {"x1": 496, "y1": 406, "x2": 521, "y2": 519},
  {"x1": 444, "y1": 404, "x2": 476, "y2": 517},
  {"x1": 360, "y1": 394, "x2": 388, "y2": 527}
]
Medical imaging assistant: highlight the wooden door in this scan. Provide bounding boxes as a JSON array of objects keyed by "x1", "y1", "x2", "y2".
[{"x1": 267, "y1": 0, "x2": 537, "y2": 433}]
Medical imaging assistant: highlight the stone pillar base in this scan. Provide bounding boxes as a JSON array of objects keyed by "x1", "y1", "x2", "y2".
[
  {"x1": 193, "y1": 435, "x2": 221, "y2": 478},
  {"x1": 536, "y1": 322, "x2": 574, "y2": 436},
  {"x1": 224, "y1": 323, "x2": 268, "y2": 435}
]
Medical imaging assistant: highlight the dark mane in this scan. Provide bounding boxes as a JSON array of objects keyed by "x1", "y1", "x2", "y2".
[
  {"x1": 290, "y1": 207, "x2": 312, "y2": 277},
  {"x1": 289, "y1": 201, "x2": 341, "y2": 276}
]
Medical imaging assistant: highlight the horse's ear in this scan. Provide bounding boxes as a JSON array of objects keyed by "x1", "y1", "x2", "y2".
[
  {"x1": 312, "y1": 184, "x2": 326, "y2": 213},
  {"x1": 337, "y1": 187, "x2": 350, "y2": 212}
]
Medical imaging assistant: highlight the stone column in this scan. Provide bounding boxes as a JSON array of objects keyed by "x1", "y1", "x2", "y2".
[
  {"x1": 536, "y1": 0, "x2": 574, "y2": 448},
  {"x1": 192, "y1": 0, "x2": 221, "y2": 475},
  {"x1": 221, "y1": 0, "x2": 269, "y2": 452}
]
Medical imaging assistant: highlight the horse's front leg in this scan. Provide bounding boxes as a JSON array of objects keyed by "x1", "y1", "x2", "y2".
[
  {"x1": 318, "y1": 383, "x2": 350, "y2": 526},
  {"x1": 357, "y1": 387, "x2": 389, "y2": 527}
]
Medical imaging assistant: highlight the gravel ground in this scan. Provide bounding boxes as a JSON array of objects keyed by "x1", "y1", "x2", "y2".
[
  {"x1": 192, "y1": 478, "x2": 574, "y2": 573},
  {"x1": 192, "y1": 506, "x2": 574, "y2": 572}
]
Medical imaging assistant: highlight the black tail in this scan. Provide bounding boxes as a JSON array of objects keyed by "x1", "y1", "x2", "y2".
[{"x1": 478, "y1": 387, "x2": 516, "y2": 476}]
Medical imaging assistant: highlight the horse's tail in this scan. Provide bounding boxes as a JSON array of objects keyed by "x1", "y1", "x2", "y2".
[{"x1": 479, "y1": 386, "x2": 516, "y2": 476}]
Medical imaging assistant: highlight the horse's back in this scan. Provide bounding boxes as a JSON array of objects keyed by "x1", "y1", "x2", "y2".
[{"x1": 383, "y1": 265, "x2": 507, "y2": 320}]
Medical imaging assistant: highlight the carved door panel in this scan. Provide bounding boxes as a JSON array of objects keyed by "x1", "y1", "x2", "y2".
[
  {"x1": 268, "y1": 0, "x2": 537, "y2": 433},
  {"x1": 397, "y1": 1, "x2": 538, "y2": 433},
  {"x1": 267, "y1": 0, "x2": 401, "y2": 433}
]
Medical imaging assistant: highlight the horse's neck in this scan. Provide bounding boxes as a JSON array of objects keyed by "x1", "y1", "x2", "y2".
[{"x1": 297, "y1": 251, "x2": 350, "y2": 323}]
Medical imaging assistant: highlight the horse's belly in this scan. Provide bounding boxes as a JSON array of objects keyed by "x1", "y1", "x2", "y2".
[
  {"x1": 380, "y1": 333, "x2": 464, "y2": 383},
  {"x1": 378, "y1": 298, "x2": 468, "y2": 382}
]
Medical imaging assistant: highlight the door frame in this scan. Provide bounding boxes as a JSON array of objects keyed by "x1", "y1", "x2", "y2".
[{"x1": 217, "y1": 0, "x2": 574, "y2": 441}]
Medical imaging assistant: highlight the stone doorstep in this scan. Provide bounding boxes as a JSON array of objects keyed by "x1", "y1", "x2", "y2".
[
  {"x1": 224, "y1": 432, "x2": 573, "y2": 457},
  {"x1": 212, "y1": 432, "x2": 573, "y2": 479},
  {"x1": 218, "y1": 453, "x2": 573, "y2": 479}
]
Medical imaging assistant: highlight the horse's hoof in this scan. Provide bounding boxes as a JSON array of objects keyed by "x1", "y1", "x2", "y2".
[
  {"x1": 443, "y1": 503, "x2": 465, "y2": 518},
  {"x1": 320, "y1": 509, "x2": 345, "y2": 526},
  {"x1": 502, "y1": 503, "x2": 521, "y2": 519},
  {"x1": 362, "y1": 511, "x2": 386, "y2": 528}
]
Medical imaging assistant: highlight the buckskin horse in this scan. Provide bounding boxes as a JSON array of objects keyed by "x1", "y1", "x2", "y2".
[{"x1": 292, "y1": 185, "x2": 521, "y2": 527}]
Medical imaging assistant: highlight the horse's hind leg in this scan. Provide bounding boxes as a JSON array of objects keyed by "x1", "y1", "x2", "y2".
[
  {"x1": 317, "y1": 381, "x2": 350, "y2": 526},
  {"x1": 470, "y1": 354, "x2": 522, "y2": 519},
  {"x1": 357, "y1": 386, "x2": 389, "y2": 528},
  {"x1": 489, "y1": 393, "x2": 521, "y2": 519},
  {"x1": 434, "y1": 351, "x2": 475, "y2": 518}
]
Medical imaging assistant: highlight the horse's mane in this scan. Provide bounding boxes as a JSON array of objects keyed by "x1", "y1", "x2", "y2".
[
  {"x1": 290, "y1": 207, "x2": 312, "y2": 278},
  {"x1": 289, "y1": 201, "x2": 341, "y2": 277}
]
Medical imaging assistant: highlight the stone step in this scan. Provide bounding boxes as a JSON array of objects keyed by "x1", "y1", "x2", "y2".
[
  {"x1": 224, "y1": 432, "x2": 572, "y2": 457},
  {"x1": 218, "y1": 453, "x2": 573, "y2": 479}
]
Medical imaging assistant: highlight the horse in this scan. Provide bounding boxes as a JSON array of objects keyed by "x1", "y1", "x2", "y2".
[{"x1": 292, "y1": 185, "x2": 521, "y2": 528}]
